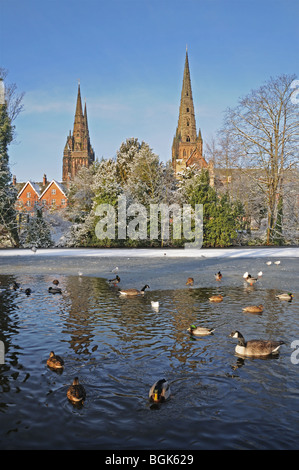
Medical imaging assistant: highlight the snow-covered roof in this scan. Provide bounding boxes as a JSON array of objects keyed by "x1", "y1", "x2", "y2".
[
  {"x1": 39, "y1": 180, "x2": 68, "y2": 199},
  {"x1": 17, "y1": 180, "x2": 42, "y2": 198}
]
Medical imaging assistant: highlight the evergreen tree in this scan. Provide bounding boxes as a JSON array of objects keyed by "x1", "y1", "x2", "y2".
[
  {"x1": 181, "y1": 169, "x2": 244, "y2": 247},
  {"x1": 0, "y1": 97, "x2": 19, "y2": 247},
  {"x1": 20, "y1": 206, "x2": 53, "y2": 248}
]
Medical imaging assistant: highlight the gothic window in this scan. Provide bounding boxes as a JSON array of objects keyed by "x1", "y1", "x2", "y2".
[
  {"x1": 186, "y1": 107, "x2": 189, "y2": 112},
  {"x1": 187, "y1": 120, "x2": 189, "y2": 126},
  {"x1": 186, "y1": 136, "x2": 190, "y2": 142}
]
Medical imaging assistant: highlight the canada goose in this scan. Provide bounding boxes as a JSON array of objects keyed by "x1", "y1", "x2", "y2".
[
  {"x1": 149, "y1": 379, "x2": 171, "y2": 403},
  {"x1": 53, "y1": 279, "x2": 59, "y2": 285},
  {"x1": 229, "y1": 330, "x2": 285, "y2": 357},
  {"x1": 48, "y1": 286, "x2": 62, "y2": 294},
  {"x1": 119, "y1": 285, "x2": 150, "y2": 296},
  {"x1": 186, "y1": 277, "x2": 194, "y2": 286},
  {"x1": 109, "y1": 275, "x2": 120, "y2": 285},
  {"x1": 67, "y1": 377, "x2": 86, "y2": 403},
  {"x1": 242, "y1": 304, "x2": 264, "y2": 314},
  {"x1": 215, "y1": 271, "x2": 222, "y2": 281},
  {"x1": 275, "y1": 293, "x2": 293, "y2": 301},
  {"x1": 209, "y1": 294, "x2": 223, "y2": 302},
  {"x1": 187, "y1": 324, "x2": 215, "y2": 336},
  {"x1": 47, "y1": 351, "x2": 64, "y2": 369}
]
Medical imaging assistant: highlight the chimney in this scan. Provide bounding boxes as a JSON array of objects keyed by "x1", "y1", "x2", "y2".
[
  {"x1": 43, "y1": 174, "x2": 47, "y2": 186},
  {"x1": 12, "y1": 175, "x2": 16, "y2": 186}
]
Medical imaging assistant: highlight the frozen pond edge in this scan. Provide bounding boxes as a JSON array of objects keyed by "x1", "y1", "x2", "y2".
[{"x1": 1, "y1": 247, "x2": 299, "y2": 258}]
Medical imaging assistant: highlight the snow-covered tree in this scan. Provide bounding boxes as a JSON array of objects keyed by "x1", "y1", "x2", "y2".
[
  {"x1": 0, "y1": 92, "x2": 19, "y2": 247},
  {"x1": 20, "y1": 206, "x2": 53, "y2": 248}
]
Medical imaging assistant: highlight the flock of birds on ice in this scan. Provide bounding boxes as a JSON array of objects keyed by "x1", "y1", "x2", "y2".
[{"x1": 2, "y1": 257, "x2": 295, "y2": 406}]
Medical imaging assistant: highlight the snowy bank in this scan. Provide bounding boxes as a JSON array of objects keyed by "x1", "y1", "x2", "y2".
[{"x1": 0, "y1": 247, "x2": 298, "y2": 258}]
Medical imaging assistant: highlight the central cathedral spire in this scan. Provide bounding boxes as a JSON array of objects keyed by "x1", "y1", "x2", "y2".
[{"x1": 172, "y1": 49, "x2": 208, "y2": 177}]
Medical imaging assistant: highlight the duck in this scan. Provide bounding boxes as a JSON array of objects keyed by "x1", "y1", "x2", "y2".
[
  {"x1": 119, "y1": 285, "x2": 150, "y2": 296},
  {"x1": 52, "y1": 279, "x2": 59, "y2": 285},
  {"x1": 149, "y1": 379, "x2": 171, "y2": 403},
  {"x1": 24, "y1": 288, "x2": 32, "y2": 296},
  {"x1": 11, "y1": 281, "x2": 20, "y2": 290},
  {"x1": 47, "y1": 351, "x2": 64, "y2": 369},
  {"x1": 67, "y1": 377, "x2": 86, "y2": 403},
  {"x1": 242, "y1": 304, "x2": 264, "y2": 314},
  {"x1": 186, "y1": 277, "x2": 194, "y2": 286},
  {"x1": 48, "y1": 286, "x2": 62, "y2": 294},
  {"x1": 109, "y1": 275, "x2": 120, "y2": 285},
  {"x1": 187, "y1": 324, "x2": 215, "y2": 336},
  {"x1": 229, "y1": 330, "x2": 285, "y2": 357},
  {"x1": 209, "y1": 294, "x2": 223, "y2": 302},
  {"x1": 215, "y1": 271, "x2": 222, "y2": 281},
  {"x1": 275, "y1": 292, "x2": 293, "y2": 301},
  {"x1": 243, "y1": 272, "x2": 261, "y2": 285},
  {"x1": 274, "y1": 261, "x2": 281, "y2": 265}
]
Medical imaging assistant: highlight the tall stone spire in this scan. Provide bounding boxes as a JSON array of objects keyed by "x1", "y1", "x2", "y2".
[
  {"x1": 62, "y1": 83, "x2": 95, "y2": 185},
  {"x1": 177, "y1": 50, "x2": 197, "y2": 144},
  {"x1": 172, "y1": 50, "x2": 207, "y2": 177}
]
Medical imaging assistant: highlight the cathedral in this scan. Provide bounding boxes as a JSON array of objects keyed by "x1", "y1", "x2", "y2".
[
  {"x1": 62, "y1": 82, "x2": 95, "y2": 185},
  {"x1": 172, "y1": 49, "x2": 210, "y2": 178},
  {"x1": 15, "y1": 50, "x2": 212, "y2": 213}
]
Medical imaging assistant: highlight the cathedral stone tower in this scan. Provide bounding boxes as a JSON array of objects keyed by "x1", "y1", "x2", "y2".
[
  {"x1": 172, "y1": 50, "x2": 208, "y2": 177},
  {"x1": 62, "y1": 83, "x2": 95, "y2": 185}
]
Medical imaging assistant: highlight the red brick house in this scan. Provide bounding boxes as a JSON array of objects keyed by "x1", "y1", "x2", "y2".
[{"x1": 15, "y1": 175, "x2": 67, "y2": 213}]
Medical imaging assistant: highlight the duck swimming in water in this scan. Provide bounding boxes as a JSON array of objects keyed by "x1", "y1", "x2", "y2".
[
  {"x1": 275, "y1": 292, "x2": 293, "y2": 301},
  {"x1": 242, "y1": 304, "x2": 264, "y2": 314},
  {"x1": 215, "y1": 271, "x2": 222, "y2": 281},
  {"x1": 48, "y1": 286, "x2": 62, "y2": 294},
  {"x1": 119, "y1": 285, "x2": 150, "y2": 296},
  {"x1": 47, "y1": 351, "x2": 64, "y2": 369},
  {"x1": 187, "y1": 325, "x2": 215, "y2": 336},
  {"x1": 186, "y1": 277, "x2": 194, "y2": 286},
  {"x1": 149, "y1": 379, "x2": 171, "y2": 403},
  {"x1": 209, "y1": 294, "x2": 223, "y2": 302},
  {"x1": 67, "y1": 377, "x2": 86, "y2": 403},
  {"x1": 229, "y1": 331, "x2": 285, "y2": 357}
]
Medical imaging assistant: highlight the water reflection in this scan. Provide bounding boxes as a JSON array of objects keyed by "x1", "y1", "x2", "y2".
[{"x1": 0, "y1": 269, "x2": 298, "y2": 449}]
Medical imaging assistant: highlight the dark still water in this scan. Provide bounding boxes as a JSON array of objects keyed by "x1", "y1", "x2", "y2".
[{"x1": 0, "y1": 257, "x2": 299, "y2": 450}]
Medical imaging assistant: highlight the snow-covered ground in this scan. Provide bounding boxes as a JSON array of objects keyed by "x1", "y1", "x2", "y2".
[{"x1": 0, "y1": 246, "x2": 299, "y2": 258}]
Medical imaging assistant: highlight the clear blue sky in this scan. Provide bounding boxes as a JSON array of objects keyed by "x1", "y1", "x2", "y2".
[{"x1": 1, "y1": 0, "x2": 298, "y2": 182}]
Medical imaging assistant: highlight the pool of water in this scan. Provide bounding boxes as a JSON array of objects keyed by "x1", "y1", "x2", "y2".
[{"x1": 0, "y1": 255, "x2": 298, "y2": 449}]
